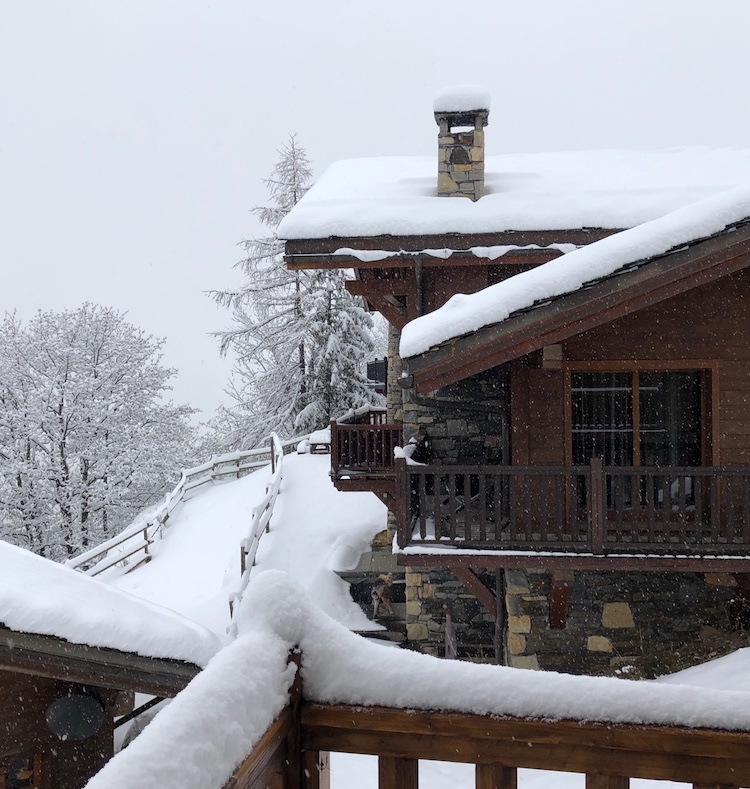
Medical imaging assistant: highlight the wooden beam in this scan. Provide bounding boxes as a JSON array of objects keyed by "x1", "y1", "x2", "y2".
[
  {"x1": 378, "y1": 756, "x2": 418, "y2": 789},
  {"x1": 0, "y1": 628, "x2": 199, "y2": 697},
  {"x1": 476, "y1": 763, "x2": 517, "y2": 789},
  {"x1": 586, "y1": 776, "x2": 629, "y2": 789},
  {"x1": 302, "y1": 704, "x2": 750, "y2": 786},
  {"x1": 549, "y1": 571, "x2": 574, "y2": 630},
  {"x1": 408, "y1": 228, "x2": 750, "y2": 393},
  {"x1": 452, "y1": 567, "x2": 497, "y2": 619},
  {"x1": 395, "y1": 553, "x2": 750, "y2": 573},
  {"x1": 224, "y1": 707, "x2": 292, "y2": 789}
]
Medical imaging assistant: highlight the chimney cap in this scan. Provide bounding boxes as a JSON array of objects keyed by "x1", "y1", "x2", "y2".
[{"x1": 433, "y1": 84, "x2": 491, "y2": 114}]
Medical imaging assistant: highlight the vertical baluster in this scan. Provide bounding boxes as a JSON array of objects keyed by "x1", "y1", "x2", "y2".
[
  {"x1": 448, "y1": 473, "x2": 457, "y2": 542},
  {"x1": 464, "y1": 472, "x2": 472, "y2": 542},
  {"x1": 743, "y1": 472, "x2": 750, "y2": 548},
  {"x1": 478, "y1": 472, "x2": 487, "y2": 543},
  {"x1": 434, "y1": 471, "x2": 442, "y2": 540},
  {"x1": 710, "y1": 471, "x2": 720, "y2": 543},
  {"x1": 476, "y1": 763, "x2": 517, "y2": 789},
  {"x1": 419, "y1": 472, "x2": 427, "y2": 541},
  {"x1": 586, "y1": 776, "x2": 629, "y2": 789},
  {"x1": 378, "y1": 756, "x2": 418, "y2": 789}
]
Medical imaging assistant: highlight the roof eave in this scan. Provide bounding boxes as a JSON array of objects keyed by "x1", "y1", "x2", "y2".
[{"x1": 406, "y1": 222, "x2": 750, "y2": 393}]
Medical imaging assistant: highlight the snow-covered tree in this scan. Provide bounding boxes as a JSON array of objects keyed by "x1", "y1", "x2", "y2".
[
  {"x1": 0, "y1": 305, "x2": 195, "y2": 561},
  {"x1": 212, "y1": 135, "x2": 378, "y2": 448}
]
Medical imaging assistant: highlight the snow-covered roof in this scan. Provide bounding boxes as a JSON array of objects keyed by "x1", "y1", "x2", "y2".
[
  {"x1": 87, "y1": 571, "x2": 750, "y2": 789},
  {"x1": 400, "y1": 182, "x2": 750, "y2": 359},
  {"x1": 0, "y1": 540, "x2": 221, "y2": 666},
  {"x1": 278, "y1": 147, "x2": 750, "y2": 241}
]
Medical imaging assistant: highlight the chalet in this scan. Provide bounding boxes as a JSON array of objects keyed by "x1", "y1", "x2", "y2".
[
  {"x1": 0, "y1": 541, "x2": 219, "y2": 789},
  {"x1": 280, "y1": 86, "x2": 750, "y2": 675}
]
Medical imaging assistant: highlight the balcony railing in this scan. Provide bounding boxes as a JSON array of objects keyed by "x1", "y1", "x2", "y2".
[
  {"x1": 331, "y1": 407, "x2": 402, "y2": 478},
  {"x1": 397, "y1": 457, "x2": 750, "y2": 555}
]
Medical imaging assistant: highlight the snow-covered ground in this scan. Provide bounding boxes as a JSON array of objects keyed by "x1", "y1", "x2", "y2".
[
  {"x1": 111, "y1": 453, "x2": 386, "y2": 633},
  {"x1": 83, "y1": 454, "x2": 750, "y2": 789}
]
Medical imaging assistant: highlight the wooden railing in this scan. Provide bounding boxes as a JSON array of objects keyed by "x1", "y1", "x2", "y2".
[
  {"x1": 229, "y1": 693, "x2": 750, "y2": 789},
  {"x1": 398, "y1": 458, "x2": 750, "y2": 554},
  {"x1": 66, "y1": 434, "x2": 305, "y2": 578},
  {"x1": 227, "y1": 433, "x2": 286, "y2": 632},
  {"x1": 331, "y1": 407, "x2": 402, "y2": 478}
]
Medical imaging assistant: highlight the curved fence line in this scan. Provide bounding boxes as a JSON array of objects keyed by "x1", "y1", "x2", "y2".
[
  {"x1": 66, "y1": 434, "x2": 306, "y2": 579},
  {"x1": 227, "y1": 433, "x2": 286, "y2": 634}
]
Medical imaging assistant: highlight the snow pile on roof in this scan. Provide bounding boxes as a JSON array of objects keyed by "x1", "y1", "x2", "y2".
[
  {"x1": 399, "y1": 183, "x2": 750, "y2": 358},
  {"x1": 86, "y1": 571, "x2": 750, "y2": 789},
  {"x1": 433, "y1": 84, "x2": 490, "y2": 113},
  {"x1": 278, "y1": 148, "x2": 750, "y2": 240},
  {"x1": 0, "y1": 540, "x2": 221, "y2": 666}
]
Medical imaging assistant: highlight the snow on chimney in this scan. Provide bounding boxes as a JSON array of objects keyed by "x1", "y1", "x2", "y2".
[{"x1": 433, "y1": 85, "x2": 490, "y2": 201}]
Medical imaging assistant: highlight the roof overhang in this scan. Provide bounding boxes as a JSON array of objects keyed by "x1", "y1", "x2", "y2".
[
  {"x1": 405, "y1": 221, "x2": 750, "y2": 393},
  {"x1": 284, "y1": 228, "x2": 618, "y2": 270},
  {"x1": 0, "y1": 627, "x2": 201, "y2": 697}
]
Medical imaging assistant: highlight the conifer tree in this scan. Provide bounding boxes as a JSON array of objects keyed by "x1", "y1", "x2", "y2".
[{"x1": 212, "y1": 136, "x2": 378, "y2": 448}]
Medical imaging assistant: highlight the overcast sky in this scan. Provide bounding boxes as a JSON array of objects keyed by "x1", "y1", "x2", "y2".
[{"x1": 2, "y1": 1, "x2": 749, "y2": 421}]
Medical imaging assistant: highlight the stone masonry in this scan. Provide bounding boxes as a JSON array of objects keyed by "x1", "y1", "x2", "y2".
[{"x1": 435, "y1": 107, "x2": 489, "y2": 202}]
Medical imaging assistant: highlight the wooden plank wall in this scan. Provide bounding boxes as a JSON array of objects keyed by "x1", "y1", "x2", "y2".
[{"x1": 514, "y1": 268, "x2": 750, "y2": 467}]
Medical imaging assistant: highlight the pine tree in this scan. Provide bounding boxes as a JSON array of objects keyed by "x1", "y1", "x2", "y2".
[{"x1": 212, "y1": 136, "x2": 379, "y2": 448}]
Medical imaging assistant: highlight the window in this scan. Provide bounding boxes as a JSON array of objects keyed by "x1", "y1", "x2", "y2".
[{"x1": 571, "y1": 370, "x2": 702, "y2": 468}]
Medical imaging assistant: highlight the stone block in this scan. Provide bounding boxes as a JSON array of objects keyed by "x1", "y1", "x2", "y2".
[
  {"x1": 704, "y1": 572, "x2": 737, "y2": 587},
  {"x1": 510, "y1": 654, "x2": 540, "y2": 670},
  {"x1": 470, "y1": 146, "x2": 484, "y2": 162},
  {"x1": 406, "y1": 601, "x2": 422, "y2": 617},
  {"x1": 602, "y1": 602, "x2": 635, "y2": 629},
  {"x1": 446, "y1": 418, "x2": 468, "y2": 434},
  {"x1": 587, "y1": 636, "x2": 614, "y2": 653},
  {"x1": 406, "y1": 586, "x2": 419, "y2": 602},
  {"x1": 508, "y1": 633, "x2": 526, "y2": 655},
  {"x1": 406, "y1": 572, "x2": 422, "y2": 587},
  {"x1": 437, "y1": 173, "x2": 459, "y2": 193},
  {"x1": 508, "y1": 615, "x2": 531, "y2": 634},
  {"x1": 422, "y1": 584, "x2": 436, "y2": 599},
  {"x1": 505, "y1": 570, "x2": 530, "y2": 595},
  {"x1": 458, "y1": 182, "x2": 475, "y2": 193},
  {"x1": 406, "y1": 622, "x2": 429, "y2": 641},
  {"x1": 452, "y1": 163, "x2": 472, "y2": 172}
]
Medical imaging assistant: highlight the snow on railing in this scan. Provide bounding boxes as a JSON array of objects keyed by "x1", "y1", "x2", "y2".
[
  {"x1": 226, "y1": 433, "x2": 286, "y2": 634},
  {"x1": 66, "y1": 434, "x2": 305, "y2": 579}
]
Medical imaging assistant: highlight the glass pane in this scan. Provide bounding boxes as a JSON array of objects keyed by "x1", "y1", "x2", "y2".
[
  {"x1": 571, "y1": 372, "x2": 633, "y2": 466},
  {"x1": 639, "y1": 372, "x2": 701, "y2": 467}
]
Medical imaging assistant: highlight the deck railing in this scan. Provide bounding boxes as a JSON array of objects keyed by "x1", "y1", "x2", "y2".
[
  {"x1": 229, "y1": 691, "x2": 750, "y2": 789},
  {"x1": 331, "y1": 406, "x2": 402, "y2": 478},
  {"x1": 398, "y1": 457, "x2": 750, "y2": 554}
]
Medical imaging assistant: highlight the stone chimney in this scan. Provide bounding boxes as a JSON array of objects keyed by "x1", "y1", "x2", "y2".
[{"x1": 433, "y1": 85, "x2": 490, "y2": 201}]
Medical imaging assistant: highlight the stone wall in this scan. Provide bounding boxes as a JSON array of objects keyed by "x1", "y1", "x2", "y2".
[
  {"x1": 504, "y1": 569, "x2": 746, "y2": 677},
  {"x1": 401, "y1": 365, "x2": 509, "y2": 465}
]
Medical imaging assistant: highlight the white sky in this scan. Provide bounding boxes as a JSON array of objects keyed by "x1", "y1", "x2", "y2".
[{"x1": 2, "y1": 1, "x2": 750, "y2": 420}]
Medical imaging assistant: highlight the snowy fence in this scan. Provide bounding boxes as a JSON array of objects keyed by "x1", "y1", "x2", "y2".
[
  {"x1": 227, "y1": 433, "x2": 286, "y2": 631},
  {"x1": 66, "y1": 434, "x2": 303, "y2": 579}
]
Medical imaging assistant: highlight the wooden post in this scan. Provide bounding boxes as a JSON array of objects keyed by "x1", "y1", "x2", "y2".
[
  {"x1": 586, "y1": 775, "x2": 629, "y2": 789},
  {"x1": 378, "y1": 756, "x2": 418, "y2": 789},
  {"x1": 302, "y1": 750, "x2": 330, "y2": 789},
  {"x1": 589, "y1": 456, "x2": 605, "y2": 555},
  {"x1": 395, "y1": 457, "x2": 409, "y2": 549},
  {"x1": 476, "y1": 763, "x2": 517, "y2": 789},
  {"x1": 283, "y1": 653, "x2": 303, "y2": 789},
  {"x1": 270, "y1": 436, "x2": 277, "y2": 474}
]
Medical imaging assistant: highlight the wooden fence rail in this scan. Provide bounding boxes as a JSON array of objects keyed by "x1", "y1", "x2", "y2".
[
  {"x1": 228, "y1": 697, "x2": 750, "y2": 789},
  {"x1": 66, "y1": 433, "x2": 305, "y2": 578}
]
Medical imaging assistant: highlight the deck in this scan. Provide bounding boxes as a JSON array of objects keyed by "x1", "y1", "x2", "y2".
[{"x1": 330, "y1": 420, "x2": 750, "y2": 568}]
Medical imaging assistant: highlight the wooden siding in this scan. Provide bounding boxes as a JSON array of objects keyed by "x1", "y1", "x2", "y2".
[
  {"x1": 514, "y1": 268, "x2": 750, "y2": 467},
  {"x1": 0, "y1": 669, "x2": 114, "y2": 789}
]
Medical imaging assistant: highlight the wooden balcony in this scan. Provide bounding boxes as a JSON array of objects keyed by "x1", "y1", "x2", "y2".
[
  {"x1": 330, "y1": 407, "x2": 402, "y2": 497},
  {"x1": 396, "y1": 458, "x2": 750, "y2": 570},
  {"x1": 228, "y1": 665, "x2": 750, "y2": 789}
]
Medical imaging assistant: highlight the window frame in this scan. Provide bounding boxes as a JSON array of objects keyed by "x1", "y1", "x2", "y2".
[{"x1": 562, "y1": 360, "x2": 720, "y2": 468}]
